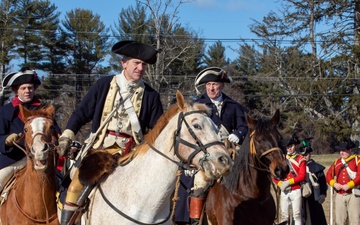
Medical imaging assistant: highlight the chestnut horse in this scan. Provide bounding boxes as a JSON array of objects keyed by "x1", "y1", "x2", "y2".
[
  {"x1": 205, "y1": 109, "x2": 289, "y2": 225},
  {"x1": 78, "y1": 91, "x2": 233, "y2": 225},
  {"x1": 0, "y1": 105, "x2": 59, "y2": 225}
]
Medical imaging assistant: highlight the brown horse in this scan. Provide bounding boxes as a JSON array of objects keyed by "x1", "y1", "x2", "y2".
[
  {"x1": 205, "y1": 110, "x2": 289, "y2": 225},
  {"x1": 0, "y1": 105, "x2": 60, "y2": 225}
]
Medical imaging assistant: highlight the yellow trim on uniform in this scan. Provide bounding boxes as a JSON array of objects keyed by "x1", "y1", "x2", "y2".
[
  {"x1": 288, "y1": 178, "x2": 295, "y2": 185},
  {"x1": 329, "y1": 179, "x2": 336, "y2": 187},
  {"x1": 348, "y1": 180, "x2": 355, "y2": 189}
]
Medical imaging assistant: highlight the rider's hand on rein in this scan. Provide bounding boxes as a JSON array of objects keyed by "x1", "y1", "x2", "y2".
[{"x1": 5, "y1": 133, "x2": 22, "y2": 146}]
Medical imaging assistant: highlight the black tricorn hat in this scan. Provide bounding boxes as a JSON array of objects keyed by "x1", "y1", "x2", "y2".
[
  {"x1": 194, "y1": 67, "x2": 232, "y2": 86},
  {"x1": 2, "y1": 68, "x2": 41, "y2": 89},
  {"x1": 281, "y1": 136, "x2": 300, "y2": 147},
  {"x1": 111, "y1": 40, "x2": 159, "y2": 64},
  {"x1": 335, "y1": 141, "x2": 356, "y2": 151}
]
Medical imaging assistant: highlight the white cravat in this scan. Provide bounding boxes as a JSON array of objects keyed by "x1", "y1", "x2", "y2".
[{"x1": 211, "y1": 94, "x2": 223, "y2": 116}]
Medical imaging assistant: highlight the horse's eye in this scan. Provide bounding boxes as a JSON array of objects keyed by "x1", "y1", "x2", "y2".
[
  {"x1": 193, "y1": 124, "x2": 202, "y2": 130},
  {"x1": 50, "y1": 125, "x2": 55, "y2": 130},
  {"x1": 24, "y1": 128, "x2": 28, "y2": 133}
]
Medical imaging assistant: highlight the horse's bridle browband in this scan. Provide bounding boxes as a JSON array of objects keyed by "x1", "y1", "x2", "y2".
[
  {"x1": 173, "y1": 110, "x2": 224, "y2": 170},
  {"x1": 24, "y1": 116, "x2": 58, "y2": 158},
  {"x1": 249, "y1": 130, "x2": 282, "y2": 171}
]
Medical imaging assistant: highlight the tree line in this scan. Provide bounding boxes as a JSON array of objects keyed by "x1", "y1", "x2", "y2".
[{"x1": 0, "y1": 0, "x2": 359, "y2": 154}]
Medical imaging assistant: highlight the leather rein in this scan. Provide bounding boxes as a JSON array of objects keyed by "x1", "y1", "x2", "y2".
[
  {"x1": 98, "y1": 110, "x2": 225, "y2": 225},
  {"x1": 249, "y1": 130, "x2": 282, "y2": 172},
  {"x1": 11, "y1": 116, "x2": 58, "y2": 224}
]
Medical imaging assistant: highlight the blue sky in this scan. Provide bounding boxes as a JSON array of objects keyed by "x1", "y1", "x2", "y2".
[{"x1": 49, "y1": 0, "x2": 281, "y2": 60}]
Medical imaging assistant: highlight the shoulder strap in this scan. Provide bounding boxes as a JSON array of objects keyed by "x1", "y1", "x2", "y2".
[
  {"x1": 288, "y1": 157, "x2": 300, "y2": 167},
  {"x1": 307, "y1": 166, "x2": 318, "y2": 185},
  {"x1": 287, "y1": 158, "x2": 298, "y2": 176}
]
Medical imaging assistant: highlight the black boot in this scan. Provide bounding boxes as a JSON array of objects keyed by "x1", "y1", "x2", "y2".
[
  {"x1": 190, "y1": 218, "x2": 200, "y2": 225},
  {"x1": 60, "y1": 209, "x2": 75, "y2": 225}
]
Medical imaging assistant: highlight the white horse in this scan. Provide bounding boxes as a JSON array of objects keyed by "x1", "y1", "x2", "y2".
[{"x1": 78, "y1": 91, "x2": 233, "y2": 225}]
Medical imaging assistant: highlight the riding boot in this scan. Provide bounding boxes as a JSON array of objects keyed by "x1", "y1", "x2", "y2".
[
  {"x1": 60, "y1": 185, "x2": 94, "y2": 225},
  {"x1": 190, "y1": 218, "x2": 200, "y2": 225},
  {"x1": 60, "y1": 208, "x2": 75, "y2": 225},
  {"x1": 75, "y1": 184, "x2": 94, "y2": 206},
  {"x1": 189, "y1": 196, "x2": 205, "y2": 225}
]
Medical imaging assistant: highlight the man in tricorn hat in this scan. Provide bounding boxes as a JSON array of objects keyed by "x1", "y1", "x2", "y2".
[
  {"x1": 58, "y1": 40, "x2": 164, "y2": 224},
  {"x1": 326, "y1": 139, "x2": 360, "y2": 225},
  {"x1": 273, "y1": 135, "x2": 306, "y2": 225},
  {"x1": 0, "y1": 67, "x2": 61, "y2": 192},
  {"x1": 175, "y1": 67, "x2": 248, "y2": 225}
]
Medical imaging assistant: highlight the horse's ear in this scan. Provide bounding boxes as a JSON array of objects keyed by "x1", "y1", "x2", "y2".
[
  {"x1": 19, "y1": 105, "x2": 31, "y2": 121},
  {"x1": 271, "y1": 109, "x2": 280, "y2": 125},
  {"x1": 176, "y1": 90, "x2": 186, "y2": 111},
  {"x1": 44, "y1": 105, "x2": 55, "y2": 119},
  {"x1": 246, "y1": 112, "x2": 257, "y2": 130}
]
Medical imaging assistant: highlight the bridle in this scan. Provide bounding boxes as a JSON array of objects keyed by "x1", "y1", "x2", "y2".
[
  {"x1": 11, "y1": 115, "x2": 58, "y2": 224},
  {"x1": 24, "y1": 116, "x2": 57, "y2": 158},
  {"x1": 249, "y1": 130, "x2": 283, "y2": 172},
  {"x1": 145, "y1": 110, "x2": 225, "y2": 170},
  {"x1": 100, "y1": 109, "x2": 226, "y2": 225},
  {"x1": 173, "y1": 110, "x2": 225, "y2": 169}
]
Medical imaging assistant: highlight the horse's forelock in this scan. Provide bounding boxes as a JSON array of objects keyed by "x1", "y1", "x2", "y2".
[
  {"x1": 23, "y1": 105, "x2": 55, "y2": 121},
  {"x1": 254, "y1": 118, "x2": 281, "y2": 146},
  {"x1": 193, "y1": 102, "x2": 211, "y2": 115}
]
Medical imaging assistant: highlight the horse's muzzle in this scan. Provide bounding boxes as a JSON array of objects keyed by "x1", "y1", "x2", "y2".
[{"x1": 201, "y1": 153, "x2": 233, "y2": 179}]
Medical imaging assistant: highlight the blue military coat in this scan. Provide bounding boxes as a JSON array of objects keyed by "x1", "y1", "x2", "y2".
[
  {"x1": 65, "y1": 75, "x2": 164, "y2": 136},
  {"x1": 0, "y1": 102, "x2": 61, "y2": 169},
  {"x1": 196, "y1": 92, "x2": 248, "y2": 144}
]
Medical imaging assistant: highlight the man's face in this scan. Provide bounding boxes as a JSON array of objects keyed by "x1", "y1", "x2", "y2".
[
  {"x1": 205, "y1": 82, "x2": 224, "y2": 99},
  {"x1": 286, "y1": 144, "x2": 296, "y2": 154},
  {"x1": 15, "y1": 83, "x2": 35, "y2": 103},
  {"x1": 121, "y1": 58, "x2": 147, "y2": 82},
  {"x1": 340, "y1": 149, "x2": 351, "y2": 159},
  {"x1": 303, "y1": 153, "x2": 311, "y2": 161}
]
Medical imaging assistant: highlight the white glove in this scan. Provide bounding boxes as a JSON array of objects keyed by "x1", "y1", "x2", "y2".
[
  {"x1": 57, "y1": 129, "x2": 75, "y2": 156},
  {"x1": 5, "y1": 133, "x2": 22, "y2": 146},
  {"x1": 280, "y1": 180, "x2": 290, "y2": 192},
  {"x1": 184, "y1": 169, "x2": 197, "y2": 177},
  {"x1": 228, "y1": 133, "x2": 240, "y2": 144},
  {"x1": 317, "y1": 194, "x2": 326, "y2": 204}
]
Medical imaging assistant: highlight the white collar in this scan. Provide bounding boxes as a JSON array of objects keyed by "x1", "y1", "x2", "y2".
[{"x1": 210, "y1": 94, "x2": 223, "y2": 104}]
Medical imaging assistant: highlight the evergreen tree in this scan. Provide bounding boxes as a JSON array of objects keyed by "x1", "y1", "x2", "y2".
[
  {"x1": 111, "y1": 0, "x2": 205, "y2": 103},
  {"x1": 203, "y1": 40, "x2": 228, "y2": 68},
  {"x1": 60, "y1": 8, "x2": 109, "y2": 103},
  {"x1": 0, "y1": 0, "x2": 17, "y2": 76}
]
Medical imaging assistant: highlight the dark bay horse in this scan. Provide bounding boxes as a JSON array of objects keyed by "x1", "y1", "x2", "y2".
[
  {"x1": 205, "y1": 109, "x2": 289, "y2": 225},
  {"x1": 0, "y1": 105, "x2": 59, "y2": 225}
]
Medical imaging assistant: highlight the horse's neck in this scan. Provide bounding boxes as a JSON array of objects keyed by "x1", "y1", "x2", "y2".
[
  {"x1": 255, "y1": 170, "x2": 272, "y2": 199},
  {"x1": 237, "y1": 157, "x2": 271, "y2": 199},
  {"x1": 15, "y1": 159, "x2": 57, "y2": 206},
  {"x1": 96, "y1": 122, "x2": 180, "y2": 220}
]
